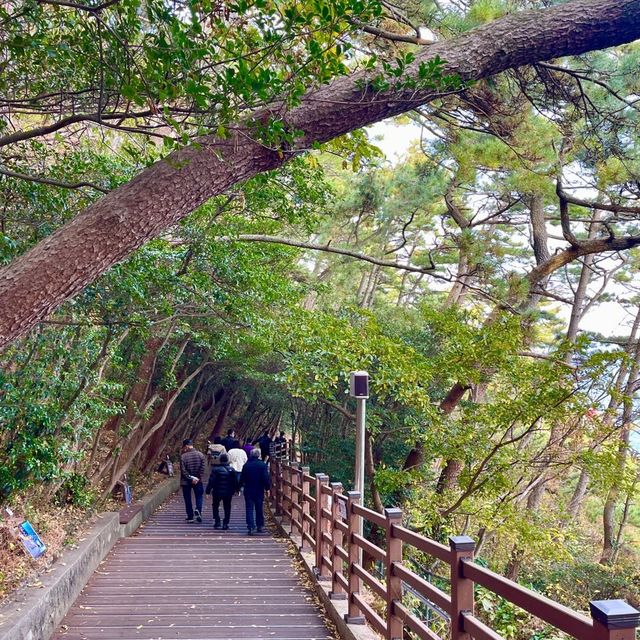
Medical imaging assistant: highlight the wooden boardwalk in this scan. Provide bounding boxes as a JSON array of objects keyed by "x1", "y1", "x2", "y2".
[{"x1": 53, "y1": 493, "x2": 334, "y2": 640}]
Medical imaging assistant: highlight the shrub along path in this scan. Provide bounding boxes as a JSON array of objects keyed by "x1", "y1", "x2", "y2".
[{"x1": 52, "y1": 493, "x2": 334, "y2": 639}]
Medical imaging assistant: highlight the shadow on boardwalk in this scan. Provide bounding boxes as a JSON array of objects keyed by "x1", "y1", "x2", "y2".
[{"x1": 53, "y1": 493, "x2": 334, "y2": 640}]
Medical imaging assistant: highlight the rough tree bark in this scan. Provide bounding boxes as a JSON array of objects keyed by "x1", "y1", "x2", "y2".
[{"x1": 1, "y1": 0, "x2": 640, "y2": 350}]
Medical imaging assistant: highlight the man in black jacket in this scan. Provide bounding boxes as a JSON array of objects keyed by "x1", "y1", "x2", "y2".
[
  {"x1": 240, "y1": 448, "x2": 271, "y2": 535},
  {"x1": 253, "y1": 431, "x2": 272, "y2": 461},
  {"x1": 220, "y1": 428, "x2": 240, "y2": 452},
  {"x1": 205, "y1": 453, "x2": 237, "y2": 529}
]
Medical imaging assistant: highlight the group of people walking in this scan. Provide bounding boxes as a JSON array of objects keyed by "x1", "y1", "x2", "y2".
[{"x1": 180, "y1": 429, "x2": 280, "y2": 535}]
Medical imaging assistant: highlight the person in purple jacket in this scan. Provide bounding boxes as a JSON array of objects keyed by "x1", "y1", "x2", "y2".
[{"x1": 242, "y1": 439, "x2": 254, "y2": 457}]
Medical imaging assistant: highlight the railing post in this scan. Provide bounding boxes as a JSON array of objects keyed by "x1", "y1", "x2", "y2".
[
  {"x1": 449, "y1": 536, "x2": 475, "y2": 640},
  {"x1": 274, "y1": 458, "x2": 282, "y2": 516},
  {"x1": 344, "y1": 490, "x2": 365, "y2": 625},
  {"x1": 314, "y1": 473, "x2": 330, "y2": 579},
  {"x1": 329, "y1": 482, "x2": 346, "y2": 600},
  {"x1": 290, "y1": 463, "x2": 300, "y2": 536},
  {"x1": 385, "y1": 507, "x2": 403, "y2": 640},
  {"x1": 283, "y1": 462, "x2": 292, "y2": 523},
  {"x1": 300, "y1": 466, "x2": 311, "y2": 551},
  {"x1": 590, "y1": 600, "x2": 640, "y2": 640}
]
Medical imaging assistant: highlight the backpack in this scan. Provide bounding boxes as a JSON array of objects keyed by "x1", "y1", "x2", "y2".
[{"x1": 207, "y1": 444, "x2": 225, "y2": 465}]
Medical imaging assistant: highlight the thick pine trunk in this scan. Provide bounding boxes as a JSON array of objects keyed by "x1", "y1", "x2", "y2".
[{"x1": 2, "y1": 0, "x2": 640, "y2": 349}]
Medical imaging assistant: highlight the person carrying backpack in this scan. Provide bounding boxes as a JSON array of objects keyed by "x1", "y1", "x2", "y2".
[
  {"x1": 205, "y1": 453, "x2": 237, "y2": 529},
  {"x1": 206, "y1": 436, "x2": 226, "y2": 466}
]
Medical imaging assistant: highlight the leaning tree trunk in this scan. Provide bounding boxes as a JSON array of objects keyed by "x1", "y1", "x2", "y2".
[
  {"x1": 1, "y1": 0, "x2": 640, "y2": 350},
  {"x1": 102, "y1": 360, "x2": 210, "y2": 498}
]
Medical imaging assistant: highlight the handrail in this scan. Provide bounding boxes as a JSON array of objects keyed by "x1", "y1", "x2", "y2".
[
  {"x1": 334, "y1": 519, "x2": 348, "y2": 534},
  {"x1": 462, "y1": 612, "x2": 505, "y2": 640},
  {"x1": 392, "y1": 562, "x2": 451, "y2": 614},
  {"x1": 353, "y1": 533, "x2": 386, "y2": 562},
  {"x1": 352, "y1": 502, "x2": 386, "y2": 528},
  {"x1": 394, "y1": 601, "x2": 441, "y2": 640},
  {"x1": 462, "y1": 560, "x2": 594, "y2": 639},
  {"x1": 335, "y1": 544, "x2": 348, "y2": 562},
  {"x1": 353, "y1": 562, "x2": 387, "y2": 600},
  {"x1": 352, "y1": 592, "x2": 387, "y2": 636},
  {"x1": 269, "y1": 460, "x2": 640, "y2": 640},
  {"x1": 392, "y1": 523, "x2": 450, "y2": 562}
]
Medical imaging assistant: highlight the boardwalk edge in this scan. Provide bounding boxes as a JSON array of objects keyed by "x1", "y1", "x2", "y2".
[
  {"x1": 0, "y1": 476, "x2": 179, "y2": 640},
  {"x1": 270, "y1": 512, "x2": 380, "y2": 640},
  {"x1": 119, "y1": 476, "x2": 180, "y2": 537}
]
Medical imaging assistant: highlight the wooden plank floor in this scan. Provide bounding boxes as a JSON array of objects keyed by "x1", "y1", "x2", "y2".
[{"x1": 53, "y1": 493, "x2": 334, "y2": 640}]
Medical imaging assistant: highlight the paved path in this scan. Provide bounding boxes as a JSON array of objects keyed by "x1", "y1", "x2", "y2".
[{"x1": 53, "y1": 493, "x2": 334, "y2": 640}]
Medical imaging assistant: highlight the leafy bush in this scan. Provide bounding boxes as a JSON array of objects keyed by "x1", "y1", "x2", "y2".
[
  {"x1": 540, "y1": 561, "x2": 640, "y2": 609},
  {"x1": 55, "y1": 473, "x2": 96, "y2": 509}
]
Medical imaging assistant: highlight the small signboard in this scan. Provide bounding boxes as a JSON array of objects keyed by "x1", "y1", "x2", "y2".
[
  {"x1": 18, "y1": 521, "x2": 46, "y2": 559},
  {"x1": 123, "y1": 482, "x2": 133, "y2": 505}
]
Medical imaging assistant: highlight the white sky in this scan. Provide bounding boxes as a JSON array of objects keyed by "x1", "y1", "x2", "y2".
[{"x1": 366, "y1": 121, "x2": 635, "y2": 338}]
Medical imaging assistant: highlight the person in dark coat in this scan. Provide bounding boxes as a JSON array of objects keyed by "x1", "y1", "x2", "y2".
[
  {"x1": 253, "y1": 431, "x2": 272, "y2": 461},
  {"x1": 271, "y1": 431, "x2": 287, "y2": 459},
  {"x1": 220, "y1": 428, "x2": 240, "y2": 452},
  {"x1": 240, "y1": 448, "x2": 271, "y2": 535},
  {"x1": 180, "y1": 439, "x2": 206, "y2": 523},
  {"x1": 205, "y1": 453, "x2": 237, "y2": 529}
]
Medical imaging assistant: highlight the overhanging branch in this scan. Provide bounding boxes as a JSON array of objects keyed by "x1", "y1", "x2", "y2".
[
  {"x1": 2, "y1": 0, "x2": 640, "y2": 349},
  {"x1": 228, "y1": 234, "x2": 436, "y2": 274},
  {"x1": 557, "y1": 186, "x2": 640, "y2": 219},
  {"x1": 527, "y1": 234, "x2": 640, "y2": 285},
  {"x1": 0, "y1": 167, "x2": 109, "y2": 194}
]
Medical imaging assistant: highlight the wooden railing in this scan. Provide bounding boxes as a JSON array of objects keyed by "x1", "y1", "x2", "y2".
[{"x1": 269, "y1": 460, "x2": 640, "y2": 640}]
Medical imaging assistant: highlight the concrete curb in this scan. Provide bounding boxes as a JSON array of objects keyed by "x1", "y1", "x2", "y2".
[
  {"x1": 0, "y1": 512, "x2": 120, "y2": 640},
  {"x1": 270, "y1": 513, "x2": 380, "y2": 640},
  {"x1": 120, "y1": 476, "x2": 180, "y2": 537},
  {"x1": 0, "y1": 476, "x2": 179, "y2": 640}
]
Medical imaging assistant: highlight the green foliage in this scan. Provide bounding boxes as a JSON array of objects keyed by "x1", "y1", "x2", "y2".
[
  {"x1": 477, "y1": 587, "x2": 530, "y2": 639},
  {"x1": 536, "y1": 560, "x2": 640, "y2": 609},
  {"x1": 1, "y1": 0, "x2": 383, "y2": 149},
  {"x1": 55, "y1": 473, "x2": 96, "y2": 508}
]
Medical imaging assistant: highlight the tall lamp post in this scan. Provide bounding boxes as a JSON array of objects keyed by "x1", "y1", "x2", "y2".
[{"x1": 349, "y1": 371, "x2": 369, "y2": 502}]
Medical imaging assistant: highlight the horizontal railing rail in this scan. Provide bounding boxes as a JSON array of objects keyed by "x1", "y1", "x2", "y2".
[{"x1": 269, "y1": 459, "x2": 640, "y2": 640}]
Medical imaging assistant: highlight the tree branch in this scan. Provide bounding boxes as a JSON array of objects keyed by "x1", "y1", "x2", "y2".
[
  {"x1": 318, "y1": 398, "x2": 356, "y2": 420},
  {"x1": 227, "y1": 234, "x2": 436, "y2": 274},
  {"x1": 557, "y1": 185, "x2": 640, "y2": 219},
  {"x1": 36, "y1": 0, "x2": 121, "y2": 11},
  {"x1": 2, "y1": 0, "x2": 640, "y2": 349},
  {"x1": 0, "y1": 167, "x2": 109, "y2": 194},
  {"x1": 350, "y1": 18, "x2": 434, "y2": 45},
  {"x1": 557, "y1": 181, "x2": 580, "y2": 247},
  {"x1": 527, "y1": 234, "x2": 640, "y2": 286},
  {"x1": 0, "y1": 110, "x2": 153, "y2": 148}
]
